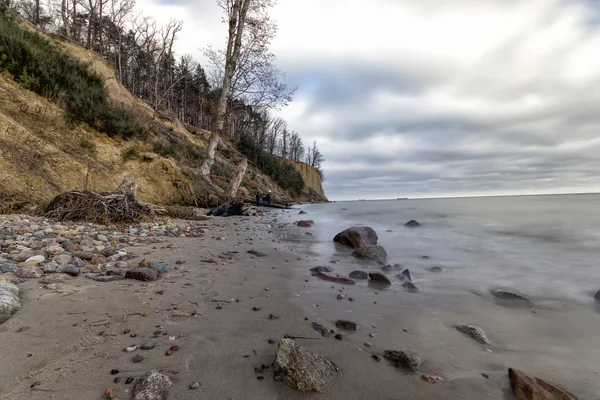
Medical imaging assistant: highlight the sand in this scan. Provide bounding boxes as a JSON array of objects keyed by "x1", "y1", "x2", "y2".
[{"x1": 0, "y1": 209, "x2": 599, "y2": 399}]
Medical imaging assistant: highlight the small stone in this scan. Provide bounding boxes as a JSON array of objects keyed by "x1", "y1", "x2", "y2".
[
  {"x1": 482, "y1": 373, "x2": 489, "y2": 379},
  {"x1": 402, "y1": 281, "x2": 419, "y2": 292},
  {"x1": 140, "y1": 341, "x2": 156, "y2": 350},
  {"x1": 125, "y1": 268, "x2": 160, "y2": 282},
  {"x1": 139, "y1": 259, "x2": 151, "y2": 268},
  {"x1": 132, "y1": 371, "x2": 171, "y2": 399},
  {"x1": 335, "y1": 320, "x2": 358, "y2": 331},
  {"x1": 372, "y1": 354, "x2": 381, "y2": 362},
  {"x1": 456, "y1": 324, "x2": 490, "y2": 345},
  {"x1": 110, "y1": 369, "x2": 119, "y2": 375},
  {"x1": 364, "y1": 342, "x2": 372, "y2": 347},
  {"x1": 253, "y1": 306, "x2": 261, "y2": 311},
  {"x1": 124, "y1": 346, "x2": 137, "y2": 352},
  {"x1": 125, "y1": 377, "x2": 134, "y2": 384},
  {"x1": 103, "y1": 388, "x2": 115, "y2": 400},
  {"x1": 170, "y1": 345, "x2": 179, "y2": 351},
  {"x1": 268, "y1": 313, "x2": 279, "y2": 320},
  {"x1": 312, "y1": 322, "x2": 331, "y2": 337},
  {"x1": 268, "y1": 339, "x2": 276, "y2": 344},
  {"x1": 384, "y1": 350, "x2": 420, "y2": 369},
  {"x1": 368, "y1": 272, "x2": 392, "y2": 285},
  {"x1": 348, "y1": 297, "x2": 354, "y2": 302},
  {"x1": 114, "y1": 377, "x2": 121, "y2": 384},
  {"x1": 133, "y1": 354, "x2": 144, "y2": 363},
  {"x1": 352, "y1": 245, "x2": 387, "y2": 261},
  {"x1": 349, "y1": 270, "x2": 368, "y2": 280},
  {"x1": 336, "y1": 294, "x2": 343, "y2": 300},
  {"x1": 310, "y1": 266, "x2": 333, "y2": 274},
  {"x1": 15, "y1": 266, "x2": 43, "y2": 279},
  {"x1": 257, "y1": 375, "x2": 265, "y2": 380},
  {"x1": 216, "y1": 305, "x2": 223, "y2": 310},
  {"x1": 189, "y1": 382, "x2": 200, "y2": 390},
  {"x1": 397, "y1": 269, "x2": 412, "y2": 282},
  {"x1": 421, "y1": 375, "x2": 445, "y2": 384},
  {"x1": 165, "y1": 350, "x2": 173, "y2": 356},
  {"x1": 334, "y1": 333, "x2": 343, "y2": 340},
  {"x1": 404, "y1": 220, "x2": 420, "y2": 228},
  {"x1": 247, "y1": 250, "x2": 266, "y2": 257},
  {"x1": 61, "y1": 266, "x2": 80, "y2": 276}
]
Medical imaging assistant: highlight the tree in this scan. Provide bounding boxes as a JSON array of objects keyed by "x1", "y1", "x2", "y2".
[
  {"x1": 306, "y1": 140, "x2": 325, "y2": 174},
  {"x1": 199, "y1": 0, "x2": 275, "y2": 181}
]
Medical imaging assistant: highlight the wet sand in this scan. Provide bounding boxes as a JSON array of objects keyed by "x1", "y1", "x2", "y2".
[{"x1": 1, "y1": 210, "x2": 599, "y2": 399}]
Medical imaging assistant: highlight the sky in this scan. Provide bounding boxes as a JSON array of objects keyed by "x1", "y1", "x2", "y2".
[{"x1": 140, "y1": 0, "x2": 600, "y2": 201}]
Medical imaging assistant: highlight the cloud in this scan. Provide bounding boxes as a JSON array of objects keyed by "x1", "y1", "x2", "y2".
[{"x1": 139, "y1": 0, "x2": 600, "y2": 200}]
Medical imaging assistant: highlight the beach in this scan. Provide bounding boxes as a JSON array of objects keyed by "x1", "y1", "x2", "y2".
[{"x1": 0, "y1": 204, "x2": 599, "y2": 399}]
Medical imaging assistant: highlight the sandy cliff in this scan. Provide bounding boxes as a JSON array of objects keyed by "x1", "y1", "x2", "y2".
[{"x1": 291, "y1": 161, "x2": 327, "y2": 202}]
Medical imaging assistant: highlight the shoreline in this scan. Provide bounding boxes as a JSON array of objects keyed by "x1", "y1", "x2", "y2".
[{"x1": 0, "y1": 210, "x2": 598, "y2": 399}]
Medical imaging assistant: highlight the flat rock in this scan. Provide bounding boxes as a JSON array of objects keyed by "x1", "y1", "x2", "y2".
[
  {"x1": 491, "y1": 288, "x2": 533, "y2": 306},
  {"x1": 125, "y1": 268, "x2": 160, "y2": 282},
  {"x1": 509, "y1": 368, "x2": 574, "y2": 400},
  {"x1": 312, "y1": 322, "x2": 331, "y2": 337},
  {"x1": 296, "y1": 220, "x2": 314, "y2": 228},
  {"x1": 132, "y1": 370, "x2": 172, "y2": 400},
  {"x1": 349, "y1": 270, "x2": 368, "y2": 280},
  {"x1": 404, "y1": 220, "x2": 421, "y2": 228},
  {"x1": 247, "y1": 250, "x2": 267, "y2": 257},
  {"x1": 274, "y1": 339, "x2": 337, "y2": 392},
  {"x1": 456, "y1": 324, "x2": 490, "y2": 345},
  {"x1": 368, "y1": 272, "x2": 392, "y2": 285},
  {"x1": 0, "y1": 280, "x2": 20, "y2": 324},
  {"x1": 333, "y1": 226, "x2": 378, "y2": 248},
  {"x1": 384, "y1": 350, "x2": 421, "y2": 369},
  {"x1": 61, "y1": 266, "x2": 81, "y2": 276},
  {"x1": 352, "y1": 245, "x2": 387, "y2": 261},
  {"x1": 310, "y1": 266, "x2": 333, "y2": 274},
  {"x1": 40, "y1": 273, "x2": 71, "y2": 284},
  {"x1": 314, "y1": 272, "x2": 356, "y2": 285},
  {"x1": 335, "y1": 320, "x2": 358, "y2": 331},
  {"x1": 15, "y1": 266, "x2": 43, "y2": 279}
]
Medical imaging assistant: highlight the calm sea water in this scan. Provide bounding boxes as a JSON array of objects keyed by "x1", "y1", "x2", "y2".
[{"x1": 296, "y1": 194, "x2": 600, "y2": 304}]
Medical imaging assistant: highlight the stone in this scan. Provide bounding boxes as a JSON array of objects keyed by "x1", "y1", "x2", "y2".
[
  {"x1": 45, "y1": 245, "x2": 64, "y2": 255},
  {"x1": 15, "y1": 266, "x2": 43, "y2": 279},
  {"x1": 104, "y1": 388, "x2": 115, "y2": 400},
  {"x1": 72, "y1": 251, "x2": 94, "y2": 260},
  {"x1": 349, "y1": 270, "x2": 368, "y2": 280},
  {"x1": 428, "y1": 266, "x2": 443, "y2": 273},
  {"x1": 26, "y1": 255, "x2": 45, "y2": 264},
  {"x1": 141, "y1": 341, "x2": 157, "y2": 350},
  {"x1": 0, "y1": 262, "x2": 18, "y2": 274},
  {"x1": 247, "y1": 250, "x2": 267, "y2": 257},
  {"x1": 268, "y1": 313, "x2": 279, "y2": 320},
  {"x1": 0, "y1": 280, "x2": 20, "y2": 324},
  {"x1": 402, "y1": 281, "x2": 419, "y2": 292},
  {"x1": 40, "y1": 273, "x2": 70, "y2": 284},
  {"x1": 61, "y1": 266, "x2": 80, "y2": 276},
  {"x1": 150, "y1": 263, "x2": 169, "y2": 274},
  {"x1": 69, "y1": 257, "x2": 86, "y2": 268},
  {"x1": 139, "y1": 259, "x2": 151, "y2": 268},
  {"x1": 132, "y1": 370, "x2": 172, "y2": 400},
  {"x1": 12, "y1": 250, "x2": 34, "y2": 263},
  {"x1": 421, "y1": 375, "x2": 445, "y2": 384},
  {"x1": 189, "y1": 382, "x2": 200, "y2": 390},
  {"x1": 456, "y1": 324, "x2": 490, "y2": 345},
  {"x1": 333, "y1": 226, "x2": 378, "y2": 248},
  {"x1": 491, "y1": 288, "x2": 533, "y2": 306},
  {"x1": 380, "y1": 264, "x2": 392, "y2": 272},
  {"x1": 314, "y1": 272, "x2": 356, "y2": 285},
  {"x1": 133, "y1": 355, "x2": 144, "y2": 363},
  {"x1": 404, "y1": 220, "x2": 421, "y2": 228},
  {"x1": 54, "y1": 254, "x2": 72, "y2": 266},
  {"x1": 595, "y1": 290, "x2": 600, "y2": 301},
  {"x1": 352, "y1": 245, "x2": 387, "y2": 261},
  {"x1": 125, "y1": 268, "x2": 160, "y2": 282},
  {"x1": 310, "y1": 266, "x2": 333, "y2": 274},
  {"x1": 335, "y1": 320, "x2": 358, "y2": 331},
  {"x1": 384, "y1": 350, "x2": 420, "y2": 370},
  {"x1": 299, "y1": 210, "x2": 307, "y2": 214},
  {"x1": 273, "y1": 339, "x2": 337, "y2": 392},
  {"x1": 312, "y1": 322, "x2": 331, "y2": 337},
  {"x1": 91, "y1": 256, "x2": 107, "y2": 265},
  {"x1": 368, "y1": 272, "x2": 392, "y2": 285},
  {"x1": 17, "y1": 260, "x2": 40, "y2": 268},
  {"x1": 508, "y1": 368, "x2": 574, "y2": 400},
  {"x1": 334, "y1": 333, "x2": 343, "y2": 340},
  {"x1": 296, "y1": 220, "x2": 314, "y2": 228},
  {"x1": 124, "y1": 345, "x2": 137, "y2": 352},
  {"x1": 397, "y1": 269, "x2": 412, "y2": 282}
]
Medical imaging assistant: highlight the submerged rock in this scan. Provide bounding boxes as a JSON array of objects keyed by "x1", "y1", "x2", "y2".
[
  {"x1": 368, "y1": 272, "x2": 392, "y2": 285},
  {"x1": 298, "y1": 210, "x2": 308, "y2": 215},
  {"x1": 247, "y1": 250, "x2": 267, "y2": 257},
  {"x1": 333, "y1": 226, "x2": 378, "y2": 248},
  {"x1": 352, "y1": 245, "x2": 387, "y2": 261},
  {"x1": 132, "y1": 370, "x2": 172, "y2": 400},
  {"x1": 456, "y1": 324, "x2": 490, "y2": 345},
  {"x1": 314, "y1": 272, "x2": 356, "y2": 285},
  {"x1": 595, "y1": 290, "x2": 600, "y2": 301},
  {"x1": 404, "y1": 220, "x2": 421, "y2": 228},
  {"x1": 402, "y1": 281, "x2": 419, "y2": 293},
  {"x1": 396, "y1": 269, "x2": 412, "y2": 282},
  {"x1": 125, "y1": 268, "x2": 160, "y2": 282},
  {"x1": 296, "y1": 220, "x2": 314, "y2": 228},
  {"x1": 491, "y1": 288, "x2": 533, "y2": 306},
  {"x1": 274, "y1": 339, "x2": 337, "y2": 392},
  {"x1": 349, "y1": 270, "x2": 368, "y2": 280},
  {"x1": 310, "y1": 266, "x2": 333, "y2": 274},
  {"x1": 508, "y1": 368, "x2": 575, "y2": 400},
  {"x1": 384, "y1": 350, "x2": 421, "y2": 370},
  {"x1": 0, "y1": 280, "x2": 20, "y2": 324}
]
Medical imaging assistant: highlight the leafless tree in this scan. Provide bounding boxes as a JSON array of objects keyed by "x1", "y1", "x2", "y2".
[{"x1": 109, "y1": 0, "x2": 136, "y2": 79}]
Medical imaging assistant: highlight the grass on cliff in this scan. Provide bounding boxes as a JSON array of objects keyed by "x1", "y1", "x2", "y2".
[{"x1": 0, "y1": 12, "x2": 142, "y2": 138}]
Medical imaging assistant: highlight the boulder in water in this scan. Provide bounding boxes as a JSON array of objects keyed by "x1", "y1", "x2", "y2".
[
  {"x1": 508, "y1": 368, "x2": 575, "y2": 400},
  {"x1": 333, "y1": 226, "x2": 378, "y2": 248},
  {"x1": 352, "y1": 245, "x2": 387, "y2": 261},
  {"x1": 314, "y1": 272, "x2": 356, "y2": 285},
  {"x1": 0, "y1": 279, "x2": 20, "y2": 324},
  {"x1": 369, "y1": 272, "x2": 392, "y2": 285},
  {"x1": 349, "y1": 270, "x2": 368, "y2": 280},
  {"x1": 402, "y1": 281, "x2": 419, "y2": 292},
  {"x1": 491, "y1": 288, "x2": 533, "y2": 306},
  {"x1": 404, "y1": 220, "x2": 420, "y2": 228},
  {"x1": 456, "y1": 324, "x2": 489, "y2": 345},
  {"x1": 310, "y1": 266, "x2": 333, "y2": 274},
  {"x1": 397, "y1": 269, "x2": 412, "y2": 282},
  {"x1": 274, "y1": 338, "x2": 337, "y2": 392},
  {"x1": 296, "y1": 220, "x2": 314, "y2": 228}
]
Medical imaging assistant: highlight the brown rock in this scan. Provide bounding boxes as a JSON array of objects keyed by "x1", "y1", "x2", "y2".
[
  {"x1": 91, "y1": 256, "x2": 107, "y2": 265},
  {"x1": 15, "y1": 266, "x2": 43, "y2": 279},
  {"x1": 125, "y1": 268, "x2": 160, "y2": 282},
  {"x1": 314, "y1": 272, "x2": 356, "y2": 285},
  {"x1": 296, "y1": 220, "x2": 315, "y2": 228},
  {"x1": 139, "y1": 259, "x2": 151, "y2": 268},
  {"x1": 335, "y1": 320, "x2": 358, "y2": 331},
  {"x1": 508, "y1": 368, "x2": 574, "y2": 400},
  {"x1": 333, "y1": 226, "x2": 378, "y2": 248},
  {"x1": 421, "y1": 375, "x2": 445, "y2": 384}
]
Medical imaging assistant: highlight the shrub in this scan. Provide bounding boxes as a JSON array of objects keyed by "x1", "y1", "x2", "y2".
[
  {"x1": 121, "y1": 147, "x2": 139, "y2": 161},
  {"x1": 0, "y1": 13, "x2": 142, "y2": 138}
]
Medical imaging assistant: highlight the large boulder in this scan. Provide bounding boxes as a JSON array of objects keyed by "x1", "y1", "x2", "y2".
[
  {"x1": 508, "y1": 368, "x2": 574, "y2": 400},
  {"x1": 132, "y1": 370, "x2": 172, "y2": 400},
  {"x1": 352, "y1": 245, "x2": 387, "y2": 261},
  {"x1": 274, "y1": 339, "x2": 337, "y2": 392},
  {"x1": 0, "y1": 279, "x2": 20, "y2": 324},
  {"x1": 333, "y1": 226, "x2": 378, "y2": 248}
]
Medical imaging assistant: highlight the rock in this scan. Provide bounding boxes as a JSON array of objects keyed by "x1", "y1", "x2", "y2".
[
  {"x1": 384, "y1": 350, "x2": 420, "y2": 370},
  {"x1": 334, "y1": 333, "x2": 343, "y2": 340},
  {"x1": 314, "y1": 272, "x2": 356, "y2": 285},
  {"x1": 69, "y1": 257, "x2": 86, "y2": 268},
  {"x1": 40, "y1": 273, "x2": 70, "y2": 284},
  {"x1": 310, "y1": 266, "x2": 333, "y2": 274},
  {"x1": 150, "y1": 263, "x2": 169, "y2": 274},
  {"x1": 312, "y1": 322, "x2": 331, "y2": 337},
  {"x1": 402, "y1": 282, "x2": 419, "y2": 292},
  {"x1": 352, "y1": 245, "x2": 387, "y2": 261},
  {"x1": 132, "y1": 370, "x2": 172, "y2": 400},
  {"x1": 17, "y1": 260, "x2": 40, "y2": 268},
  {"x1": 45, "y1": 245, "x2": 64, "y2": 255},
  {"x1": 61, "y1": 266, "x2": 80, "y2": 276},
  {"x1": 380, "y1": 264, "x2": 392, "y2": 272},
  {"x1": 268, "y1": 313, "x2": 279, "y2": 320},
  {"x1": 491, "y1": 288, "x2": 533, "y2": 306},
  {"x1": 12, "y1": 250, "x2": 34, "y2": 263},
  {"x1": 349, "y1": 270, "x2": 368, "y2": 280},
  {"x1": 296, "y1": 220, "x2": 314, "y2": 228},
  {"x1": 103, "y1": 388, "x2": 115, "y2": 400},
  {"x1": 252, "y1": 306, "x2": 261, "y2": 311},
  {"x1": 333, "y1": 226, "x2": 378, "y2": 248},
  {"x1": 72, "y1": 251, "x2": 94, "y2": 260},
  {"x1": 428, "y1": 266, "x2": 443, "y2": 273},
  {"x1": 247, "y1": 250, "x2": 267, "y2": 257},
  {"x1": 421, "y1": 375, "x2": 445, "y2": 384},
  {"x1": 508, "y1": 368, "x2": 574, "y2": 400},
  {"x1": 125, "y1": 268, "x2": 160, "y2": 282},
  {"x1": 141, "y1": 341, "x2": 156, "y2": 350},
  {"x1": 299, "y1": 210, "x2": 307, "y2": 214},
  {"x1": 397, "y1": 269, "x2": 412, "y2": 282},
  {"x1": 54, "y1": 254, "x2": 72, "y2": 265},
  {"x1": 133, "y1": 355, "x2": 144, "y2": 363},
  {"x1": 189, "y1": 381, "x2": 200, "y2": 390},
  {"x1": 273, "y1": 339, "x2": 337, "y2": 392},
  {"x1": 368, "y1": 272, "x2": 392, "y2": 285},
  {"x1": 91, "y1": 256, "x2": 107, "y2": 265},
  {"x1": 124, "y1": 346, "x2": 137, "y2": 352},
  {"x1": 595, "y1": 290, "x2": 600, "y2": 301},
  {"x1": 90, "y1": 275, "x2": 123, "y2": 282},
  {"x1": 404, "y1": 220, "x2": 420, "y2": 228},
  {"x1": 335, "y1": 320, "x2": 358, "y2": 331},
  {"x1": 15, "y1": 266, "x2": 43, "y2": 279},
  {"x1": 456, "y1": 324, "x2": 490, "y2": 345},
  {"x1": 26, "y1": 255, "x2": 46, "y2": 264},
  {"x1": 139, "y1": 259, "x2": 151, "y2": 268},
  {"x1": 0, "y1": 262, "x2": 18, "y2": 274},
  {"x1": 0, "y1": 280, "x2": 20, "y2": 324}
]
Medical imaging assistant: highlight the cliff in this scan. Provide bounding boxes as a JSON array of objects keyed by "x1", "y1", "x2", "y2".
[
  {"x1": 0, "y1": 17, "x2": 326, "y2": 209},
  {"x1": 291, "y1": 161, "x2": 328, "y2": 202}
]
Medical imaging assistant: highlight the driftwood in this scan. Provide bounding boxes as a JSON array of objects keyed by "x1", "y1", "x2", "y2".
[
  {"x1": 45, "y1": 177, "x2": 157, "y2": 223},
  {"x1": 208, "y1": 158, "x2": 250, "y2": 217}
]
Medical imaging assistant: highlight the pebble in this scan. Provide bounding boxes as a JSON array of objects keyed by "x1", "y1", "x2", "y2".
[
  {"x1": 252, "y1": 306, "x2": 261, "y2": 311},
  {"x1": 103, "y1": 388, "x2": 115, "y2": 400},
  {"x1": 165, "y1": 350, "x2": 173, "y2": 356},
  {"x1": 125, "y1": 377, "x2": 134, "y2": 384},
  {"x1": 140, "y1": 341, "x2": 156, "y2": 350},
  {"x1": 372, "y1": 355, "x2": 381, "y2": 362},
  {"x1": 268, "y1": 339, "x2": 276, "y2": 344},
  {"x1": 364, "y1": 342, "x2": 372, "y2": 348},
  {"x1": 133, "y1": 354, "x2": 144, "y2": 363},
  {"x1": 334, "y1": 333, "x2": 343, "y2": 340},
  {"x1": 189, "y1": 382, "x2": 200, "y2": 389},
  {"x1": 268, "y1": 313, "x2": 279, "y2": 320},
  {"x1": 110, "y1": 369, "x2": 119, "y2": 375},
  {"x1": 113, "y1": 377, "x2": 121, "y2": 384}
]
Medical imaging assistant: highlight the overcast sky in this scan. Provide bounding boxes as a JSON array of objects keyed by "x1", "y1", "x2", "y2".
[{"x1": 141, "y1": 0, "x2": 600, "y2": 200}]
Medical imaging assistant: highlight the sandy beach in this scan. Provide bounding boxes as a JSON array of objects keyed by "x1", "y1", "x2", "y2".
[{"x1": 1, "y1": 209, "x2": 599, "y2": 399}]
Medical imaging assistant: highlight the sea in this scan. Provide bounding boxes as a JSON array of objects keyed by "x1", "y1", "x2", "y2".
[{"x1": 294, "y1": 194, "x2": 600, "y2": 305}]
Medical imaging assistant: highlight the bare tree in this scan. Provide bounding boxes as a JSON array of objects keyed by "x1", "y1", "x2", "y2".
[
  {"x1": 199, "y1": 0, "x2": 275, "y2": 181},
  {"x1": 306, "y1": 140, "x2": 325, "y2": 169},
  {"x1": 109, "y1": 0, "x2": 136, "y2": 79}
]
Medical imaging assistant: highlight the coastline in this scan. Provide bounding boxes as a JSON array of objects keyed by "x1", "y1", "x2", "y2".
[{"x1": 0, "y1": 209, "x2": 598, "y2": 399}]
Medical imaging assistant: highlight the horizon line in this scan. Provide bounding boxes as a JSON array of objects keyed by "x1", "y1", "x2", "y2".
[{"x1": 328, "y1": 191, "x2": 600, "y2": 202}]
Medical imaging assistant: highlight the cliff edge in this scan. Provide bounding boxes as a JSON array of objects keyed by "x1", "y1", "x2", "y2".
[{"x1": 291, "y1": 161, "x2": 328, "y2": 202}]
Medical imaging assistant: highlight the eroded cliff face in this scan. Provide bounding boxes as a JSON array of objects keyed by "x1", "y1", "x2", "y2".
[{"x1": 291, "y1": 161, "x2": 328, "y2": 202}]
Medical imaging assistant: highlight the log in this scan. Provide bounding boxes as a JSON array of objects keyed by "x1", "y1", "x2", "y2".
[{"x1": 224, "y1": 158, "x2": 248, "y2": 201}]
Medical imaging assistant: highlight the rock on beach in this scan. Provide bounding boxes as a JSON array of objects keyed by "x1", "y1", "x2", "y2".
[
  {"x1": 351, "y1": 245, "x2": 387, "y2": 261},
  {"x1": 333, "y1": 226, "x2": 378, "y2": 248},
  {"x1": 0, "y1": 279, "x2": 20, "y2": 324}
]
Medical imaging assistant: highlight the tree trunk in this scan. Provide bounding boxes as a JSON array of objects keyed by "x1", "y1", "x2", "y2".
[
  {"x1": 34, "y1": 0, "x2": 40, "y2": 25},
  {"x1": 199, "y1": 0, "x2": 250, "y2": 181},
  {"x1": 61, "y1": 0, "x2": 69, "y2": 36},
  {"x1": 224, "y1": 158, "x2": 247, "y2": 201}
]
